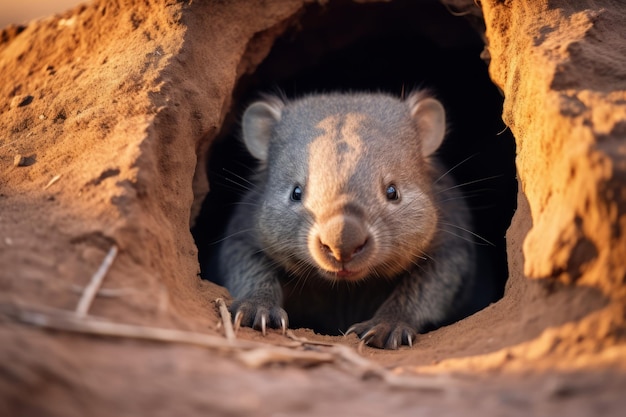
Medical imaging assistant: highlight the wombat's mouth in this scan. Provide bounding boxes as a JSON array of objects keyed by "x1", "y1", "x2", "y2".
[{"x1": 320, "y1": 266, "x2": 369, "y2": 282}]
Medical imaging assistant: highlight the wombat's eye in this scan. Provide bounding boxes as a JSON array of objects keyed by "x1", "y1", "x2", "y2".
[
  {"x1": 386, "y1": 184, "x2": 399, "y2": 201},
  {"x1": 291, "y1": 185, "x2": 303, "y2": 201}
]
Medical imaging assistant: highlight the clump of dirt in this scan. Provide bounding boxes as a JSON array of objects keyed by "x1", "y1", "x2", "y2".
[{"x1": 1, "y1": 0, "x2": 626, "y2": 416}]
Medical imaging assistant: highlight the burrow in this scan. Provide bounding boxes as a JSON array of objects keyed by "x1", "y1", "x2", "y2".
[{"x1": 192, "y1": 1, "x2": 518, "y2": 337}]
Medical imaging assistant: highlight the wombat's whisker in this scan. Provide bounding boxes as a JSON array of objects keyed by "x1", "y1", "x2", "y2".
[
  {"x1": 295, "y1": 266, "x2": 317, "y2": 294},
  {"x1": 220, "y1": 175, "x2": 254, "y2": 192},
  {"x1": 222, "y1": 167, "x2": 256, "y2": 187},
  {"x1": 439, "y1": 221, "x2": 494, "y2": 246},
  {"x1": 434, "y1": 153, "x2": 479, "y2": 184},
  {"x1": 435, "y1": 175, "x2": 503, "y2": 194},
  {"x1": 229, "y1": 201, "x2": 260, "y2": 208},
  {"x1": 438, "y1": 188, "x2": 497, "y2": 203},
  {"x1": 208, "y1": 170, "x2": 253, "y2": 193},
  {"x1": 210, "y1": 228, "x2": 256, "y2": 245}
]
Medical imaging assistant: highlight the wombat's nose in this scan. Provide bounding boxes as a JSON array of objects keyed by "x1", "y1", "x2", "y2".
[
  {"x1": 318, "y1": 216, "x2": 369, "y2": 263},
  {"x1": 320, "y1": 239, "x2": 367, "y2": 262}
]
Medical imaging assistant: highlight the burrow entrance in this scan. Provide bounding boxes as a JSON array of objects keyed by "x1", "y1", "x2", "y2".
[{"x1": 192, "y1": 0, "x2": 517, "y2": 334}]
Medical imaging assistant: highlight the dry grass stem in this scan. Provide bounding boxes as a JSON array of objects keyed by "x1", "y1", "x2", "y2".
[
  {"x1": 237, "y1": 347, "x2": 335, "y2": 368},
  {"x1": 3, "y1": 303, "x2": 260, "y2": 351},
  {"x1": 215, "y1": 298, "x2": 236, "y2": 342},
  {"x1": 75, "y1": 245, "x2": 118, "y2": 317},
  {"x1": 287, "y1": 331, "x2": 451, "y2": 392},
  {"x1": 286, "y1": 330, "x2": 336, "y2": 346},
  {"x1": 71, "y1": 285, "x2": 135, "y2": 297},
  {"x1": 43, "y1": 174, "x2": 62, "y2": 189},
  {"x1": 2, "y1": 302, "x2": 454, "y2": 391}
]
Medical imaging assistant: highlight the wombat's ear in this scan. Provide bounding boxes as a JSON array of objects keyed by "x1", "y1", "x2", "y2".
[
  {"x1": 407, "y1": 92, "x2": 446, "y2": 157},
  {"x1": 242, "y1": 99, "x2": 284, "y2": 162}
]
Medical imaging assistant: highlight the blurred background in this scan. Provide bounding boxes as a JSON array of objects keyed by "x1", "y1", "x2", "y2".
[{"x1": 0, "y1": 0, "x2": 86, "y2": 28}]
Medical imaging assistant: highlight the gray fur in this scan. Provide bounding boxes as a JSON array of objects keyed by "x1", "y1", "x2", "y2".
[{"x1": 218, "y1": 91, "x2": 476, "y2": 349}]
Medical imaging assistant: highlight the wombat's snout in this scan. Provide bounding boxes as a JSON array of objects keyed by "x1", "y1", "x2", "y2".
[{"x1": 314, "y1": 215, "x2": 370, "y2": 267}]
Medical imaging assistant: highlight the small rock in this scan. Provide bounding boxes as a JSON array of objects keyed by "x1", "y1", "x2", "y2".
[
  {"x1": 9, "y1": 94, "x2": 34, "y2": 108},
  {"x1": 13, "y1": 155, "x2": 35, "y2": 167},
  {"x1": 9, "y1": 96, "x2": 21, "y2": 109},
  {"x1": 13, "y1": 155, "x2": 26, "y2": 167}
]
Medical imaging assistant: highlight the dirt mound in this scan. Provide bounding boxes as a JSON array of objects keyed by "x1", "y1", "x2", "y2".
[{"x1": 1, "y1": 0, "x2": 626, "y2": 415}]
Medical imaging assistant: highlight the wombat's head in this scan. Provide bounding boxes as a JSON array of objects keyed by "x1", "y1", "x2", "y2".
[{"x1": 242, "y1": 91, "x2": 446, "y2": 282}]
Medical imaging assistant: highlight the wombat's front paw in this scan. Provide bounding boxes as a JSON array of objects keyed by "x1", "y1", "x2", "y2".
[
  {"x1": 229, "y1": 299, "x2": 288, "y2": 335},
  {"x1": 346, "y1": 319, "x2": 417, "y2": 350}
]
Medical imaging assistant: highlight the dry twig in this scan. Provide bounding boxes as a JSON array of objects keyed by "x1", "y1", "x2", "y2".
[
  {"x1": 1, "y1": 304, "x2": 338, "y2": 368},
  {"x1": 43, "y1": 174, "x2": 62, "y2": 190},
  {"x1": 286, "y1": 331, "x2": 452, "y2": 391},
  {"x1": 71, "y1": 285, "x2": 135, "y2": 298},
  {"x1": 237, "y1": 347, "x2": 335, "y2": 368},
  {"x1": 215, "y1": 298, "x2": 236, "y2": 343},
  {"x1": 2, "y1": 303, "x2": 260, "y2": 351},
  {"x1": 286, "y1": 330, "x2": 336, "y2": 347},
  {"x1": 75, "y1": 245, "x2": 118, "y2": 317},
  {"x1": 2, "y1": 302, "x2": 455, "y2": 392}
]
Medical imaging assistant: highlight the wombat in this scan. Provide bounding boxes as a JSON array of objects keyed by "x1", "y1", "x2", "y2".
[{"x1": 217, "y1": 91, "x2": 477, "y2": 349}]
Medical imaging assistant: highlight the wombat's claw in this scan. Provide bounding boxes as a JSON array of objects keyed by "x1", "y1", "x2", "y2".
[
  {"x1": 261, "y1": 314, "x2": 285, "y2": 335},
  {"x1": 345, "y1": 325, "x2": 378, "y2": 346},
  {"x1": 346, "y1": 320, "x2": 417, "y2": 350},
  {"x1": 345, "y1": 326, "x2": 360, "y2": 337},
  {"x1": 344, "y1": 325, "x2": 359, "y2": 340},
  {"x1": 233, "y1": 310, "x2": 244, "y2": 333},
  {"x1": 346, "y1": 326, "x2": 392, "y2": 348},
  {"x1": 361, "y1": 328, "x2": 401, "y2": 349},
  {"x1": 359, "y1": 328, "x2": 377, "y2": 345},
  {"x1": 229, "y1": 299, "x2": 289, "y2": 336}
]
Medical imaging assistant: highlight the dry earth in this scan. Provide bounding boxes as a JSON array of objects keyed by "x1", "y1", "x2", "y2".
[{"x1": 1, "y1": 0, "x2": 626, "y2": 416}]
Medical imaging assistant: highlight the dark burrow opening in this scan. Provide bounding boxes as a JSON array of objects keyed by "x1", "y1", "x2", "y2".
[{"x1": 192, "y1": 0, "x2": 517, "y2": 335}]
